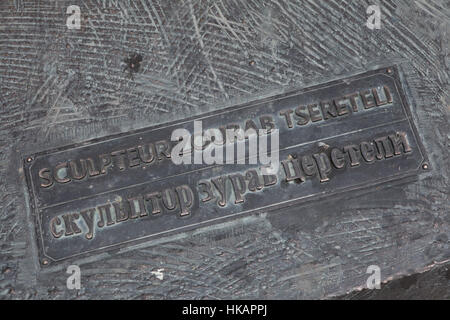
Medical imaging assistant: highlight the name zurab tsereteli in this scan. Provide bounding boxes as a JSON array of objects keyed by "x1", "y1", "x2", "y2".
[
  {"x1": 182, "y1": 304, "x2": 267, "y2": 317},
  {"x1": 47, "y1": 131, "x2": 412, "y2": 241}
]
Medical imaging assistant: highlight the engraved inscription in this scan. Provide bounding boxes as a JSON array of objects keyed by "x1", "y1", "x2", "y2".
[
  {"x1": 23, "y1": 66, "x2": 427, "y2": 263},
  {"x1": 36, "y1": 86, "x2": 392, "y2": 189}
]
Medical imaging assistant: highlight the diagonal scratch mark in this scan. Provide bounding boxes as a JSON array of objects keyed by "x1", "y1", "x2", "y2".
[
  {"x1": 210, "y1": 3, "x2": 248, "y2": 48},
  {"x1": 188, "y1": 0, "x2": 229, "y2": 99}
]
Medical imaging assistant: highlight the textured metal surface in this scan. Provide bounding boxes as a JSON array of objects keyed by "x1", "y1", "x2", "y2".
[{"x1": 0, "y1": 0, "x2": 449, "y2": 299}]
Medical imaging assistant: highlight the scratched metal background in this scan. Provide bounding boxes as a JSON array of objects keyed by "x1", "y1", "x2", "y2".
[{"x1": 0, "y1": 0, "x2": 449, "y2": 299}]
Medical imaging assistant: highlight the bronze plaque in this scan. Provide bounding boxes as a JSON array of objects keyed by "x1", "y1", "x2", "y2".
[{"x1": 23, "y1": 66, "x2": 428, "y2": 264}]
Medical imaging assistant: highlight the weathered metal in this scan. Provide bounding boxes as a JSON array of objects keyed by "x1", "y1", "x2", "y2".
[{"x1": 1, "y1": 0, "x2": 448, "y2": 300}]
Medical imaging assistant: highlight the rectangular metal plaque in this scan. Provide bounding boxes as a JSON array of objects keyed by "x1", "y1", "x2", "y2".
[{"x1": 23, "y1": 66, "x2": 428, "y2": 264}]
